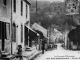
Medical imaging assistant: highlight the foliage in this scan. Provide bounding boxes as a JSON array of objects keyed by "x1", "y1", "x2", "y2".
[
  {"x1": 30, "y1": 2, "x2": 78, "y2": 31},
  {"x1": 68, "y1": 25, "x2": 80, "y2": 44}
]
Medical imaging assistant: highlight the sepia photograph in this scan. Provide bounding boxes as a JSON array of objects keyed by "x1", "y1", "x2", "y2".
[{"x1": 0, "y1": 0, "x2": 80, "y2": 60}]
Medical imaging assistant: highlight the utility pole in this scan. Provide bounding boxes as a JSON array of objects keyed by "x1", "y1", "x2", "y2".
[
  {"x1": 48, "y1": 2, "x2": 53, "y2": 46},
  {"x1": 36, "y1": 0, "x2": 37, "y2": 15},
  {"x1": 36, "y1": 0, "x2": 39, "y2": 22}
]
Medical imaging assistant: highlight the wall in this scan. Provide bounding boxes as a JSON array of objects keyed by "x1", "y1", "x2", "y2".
[
  {"x1": 0, "y1": 0, "x2": 11, "y2": 53},
  {"x1": 12, "y1": 0, "x2": 30, "y2": 52},
  {"x1": 0, "y1": 0, "x2": 11, "y2": 23},
  {"x1": 0, "y1": 0, "x2": 30, "y2": 53}
]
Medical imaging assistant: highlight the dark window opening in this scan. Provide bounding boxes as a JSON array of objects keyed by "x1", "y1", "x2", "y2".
[
  {"x1": 0, "y1": 22, "x2": 10, "y2": 51},
  {"x1": 21, "y1": 0, "x2": 23, "y2": 16},
  {"x1": 26, "y1": 5, "x2": 27, "y2": 18},
  {"x1": 68, "y1": 6, "x2": 71, "y2": 9},
  {"x1": 12, "y1": 23, "x2": 16, "y2": 42},
  {"x1": 73, "y1": 6, "x2": 76, "y2": 9},
  {"x1": 71, "y1": 9, "x2": 74, "y2": 13},
  {"x1": 73, "y1": 4, "x2": 75, "y2": 6},
  {"x1": 3, "y1": 0, "x2": 7, "y2": 6},
  {"x1": 21, "y1": 25, "x2": 23, "y2": 43},
  {"x1": 25, "y1": 27, "x2": 28, "y2": 45},
  {"x1": 13, "y1": 0, "x2": 16, "y2": 12},
  {"x1": 0, "y1": 22, "x2": 2, "y2": 39},
  {"x1": 0, "y1": 22, "x2": 9, "y2": 40}
]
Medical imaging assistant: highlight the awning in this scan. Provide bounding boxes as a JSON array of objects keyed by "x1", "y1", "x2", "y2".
[
  {"x1": 25, "y1": 26, "x2": 39, "y2": 39},
  {"x1": 24, "y1": 0, "x2": 31, "y2": 5},
  {"x1": 26, "y1": 26, "x2": 37, "y2": 34}
]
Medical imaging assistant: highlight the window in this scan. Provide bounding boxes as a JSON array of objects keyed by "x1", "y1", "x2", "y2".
[
  {"x1": 71, "y1": 9, "x2": 74, "y2": 13},
  {"x1": 21, "y1": 0, "x2": 23, "y2": 15},
  {"x1": 13, "y1": 0, "x2": 16, "y2": 12},
  {"x1": 21, "y1": 25, "x2": 23, "y2": 43},
  {"x1": 3, "y1": 0, "x2": 7, "y2": 6},
  {"x1": 0, "y1": 22, "x2": 9, "y2": 40},
  {"x1": 26, "y1": 5, "x2": 27, "y2": 18},
  {"x1": 68, "y1": 6, "x2": 71, "y2": 9},
  {"x1": 12, "y1": 23, "x2": 16, "y2": 42},
  {"x1": 6, "y1": 23, "x2": 10, "y2": 40}
]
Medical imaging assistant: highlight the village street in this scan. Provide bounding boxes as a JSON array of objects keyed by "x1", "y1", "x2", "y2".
[
  {"x1": 1, "y1": 0, "x2": 80, "y2": 60},
  {"x1": 33, "y1": 43, "x2": 80, "y2": 60}
]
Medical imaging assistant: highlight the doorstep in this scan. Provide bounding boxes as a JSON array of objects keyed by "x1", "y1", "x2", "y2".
[{"x1": 22, "y1": 50, "x2": 41, "y2": 60}]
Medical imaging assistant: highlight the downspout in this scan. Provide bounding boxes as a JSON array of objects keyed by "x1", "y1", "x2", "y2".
[{"x1": 11, "y1": 0, "x2": 13, "y2": 54}]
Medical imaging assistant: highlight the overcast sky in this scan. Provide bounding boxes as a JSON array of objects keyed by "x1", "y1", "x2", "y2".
[{"x1": 36, "y1": 0, "x2": 64, "y2": 2}]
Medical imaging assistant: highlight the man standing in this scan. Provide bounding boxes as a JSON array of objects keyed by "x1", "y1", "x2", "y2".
[{"x1": 42, "y1": 40, "x2": 45, "y2": 54}]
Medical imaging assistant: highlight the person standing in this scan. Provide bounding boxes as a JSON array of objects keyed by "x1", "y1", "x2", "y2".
[
  {"x1": 17, "y1": 45, "x2": 23, "y2": 60},
  {"x1": 42, "y1": 40, "x2": 45, "y2": 54}
]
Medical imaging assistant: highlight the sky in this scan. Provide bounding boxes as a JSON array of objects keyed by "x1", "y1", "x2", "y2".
[{"x1": 36, "y1": 0, "x2": 64, "y2": 2}]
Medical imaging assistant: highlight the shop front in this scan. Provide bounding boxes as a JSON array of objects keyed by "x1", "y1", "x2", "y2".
[
  {"x1": 0, "y1": 21, "x2": 10, "y2": 53},
  {"x1": 25, "y1": 26, "x2": 38, "y2": 49}
]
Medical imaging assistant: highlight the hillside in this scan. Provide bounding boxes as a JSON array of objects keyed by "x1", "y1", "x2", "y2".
[
  {"x1": 27, "y1": 0, "x2": 51, "y2": 9},
  {"x1": 28, "y1": 0, "x2": 78, "y2": 31}
]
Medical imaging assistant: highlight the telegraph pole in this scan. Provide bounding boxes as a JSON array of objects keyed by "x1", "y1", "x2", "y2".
[{"x1": 36, "y1": 0, "x2": 37, "y2": 15}]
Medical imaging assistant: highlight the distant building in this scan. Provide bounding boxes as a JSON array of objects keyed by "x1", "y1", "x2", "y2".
[
  {"x1": 32, "y1": 23, "x2": 47, "y2": 37},
  {"x1": 32, "y1": 23, "x2": 49, "y2": 50},
  {"x1": 65, "y1": 0, "x2": 79, "y2": 15},
  {"x1": 50, "y1": 28, "x2": 63, "y2": 43},
  {"x1": 49, "y1": 2, "x2": 65, "y2": 15}
]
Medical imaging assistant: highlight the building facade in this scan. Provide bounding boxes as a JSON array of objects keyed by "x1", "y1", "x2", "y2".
[{"x1": 0, "y1": 0, "x2": 31, "y2": 54}]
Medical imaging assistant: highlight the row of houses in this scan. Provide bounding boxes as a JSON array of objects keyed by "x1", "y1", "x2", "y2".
[
  {"x1": 0, "y1": 0, "x2": 40, "y2": 54},
  {"x1": 0, "y1": 0, "x2": 51, "y2": 55},
  {"x1": 0, "y1": 0, "x2": 65, "y2": 55}
]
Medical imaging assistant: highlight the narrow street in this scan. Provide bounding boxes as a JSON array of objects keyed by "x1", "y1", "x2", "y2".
[
  {"x1": 32, "y1": 43, "x2": 80, "y2": 60},
  {"x1": 1, "y1": 0, "x2": 80, "y2": 60}
]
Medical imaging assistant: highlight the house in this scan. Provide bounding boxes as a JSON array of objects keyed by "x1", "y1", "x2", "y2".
[
  {"x1": 0, "y1": 0, "x2": 12, "y2": 54},
  {"x1": 32, "y1": 23, "x2": 47, "y2": 37},
  {"x1": 32, "y1": 23, "x2": 49, "y2": 50},
  {"x1": 12, "y1": 0, "x2": 31, "y2": 53},
  {"x1": 0, "y1": 0, "x2": 31, "y2": 54},
  {"x1": 50, "y1": 28, "x2": 63, "y2": 43},
  {"x1": 65, "y1": 0, "x2": 79, "y2": 15}
]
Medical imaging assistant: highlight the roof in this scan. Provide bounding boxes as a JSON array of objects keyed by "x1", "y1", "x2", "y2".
[
  {"x1": 32, "y1": 23, "x2": 47, "y2": 37},
  {"x1": 24, "y1": 0, "x2": 31, "y2": 5}
]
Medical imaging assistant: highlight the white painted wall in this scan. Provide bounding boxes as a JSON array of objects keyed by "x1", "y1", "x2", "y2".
[
  {"x1": 0, "y1": 0, "x2": 30, "y2": 53},
  {"x1": 12, "y1": 0, "x2": 30, "y2": 52}
]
